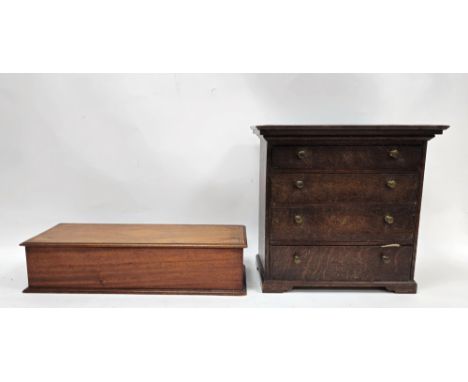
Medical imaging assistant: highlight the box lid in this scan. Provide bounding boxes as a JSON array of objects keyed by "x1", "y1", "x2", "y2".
[{"x1": 21, "y1": 223, "x2": 247, "y2": 248}]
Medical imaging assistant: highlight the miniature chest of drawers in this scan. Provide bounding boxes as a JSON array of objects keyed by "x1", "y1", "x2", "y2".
[{"x1": 254, "y1": 125, "x2": 448, "y2": 293}]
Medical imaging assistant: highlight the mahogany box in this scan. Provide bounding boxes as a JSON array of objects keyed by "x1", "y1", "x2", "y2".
[{"x1": 21, "y1": 223, "x2": 247, "y2": 295}]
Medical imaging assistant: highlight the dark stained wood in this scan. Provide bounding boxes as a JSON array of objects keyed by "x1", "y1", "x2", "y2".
[
  {"x1": 271, "y1": 145, "x2": 423, "y2": 171},
  {"x1": 254, "y1": 125, "x2": 448, "y2": 293},
  {"x1": 270, "y1": 204, "x2": 417, "y2": 244},
  {"x1": 257, "y1": 255, "x2": 417, "y2": 293},
  {"x1": 21, "y1": 224, "x2": 248, "y2": 295},
  {"x1": 410, "y1": 142, "x2": 428, "y2": 280},
  {"x1": 254, "y1": 125, "x2": 448, "y2": 138},
  {"x1": 257, "y1": 135, "x2": 268, "y2": 271},
  {"x1": 270, "y1": 173, "x2": 419, "y2": 205},
  {"x1": 269, "y1": 246, "x2": 413, "y2": 281}
]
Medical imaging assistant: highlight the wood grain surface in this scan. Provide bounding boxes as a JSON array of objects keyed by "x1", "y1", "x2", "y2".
[
  {"x1": 270, "y1": 204, "x2": 417, "y2": 244},
  {"x1": 26, "y1": 246, "x2": 244, "y2": 291},
  {"x1": 269, "y1": 246, "x2": 413, "y2": 282},
  {"x1": 21, "y1": 223, "x2": 248, "y2": 295},
  {"x1": 254, "y1": 125, "x2": 448, "y2": 293},
  {"x1": 21, "y1": 223, "x2": 247, "y2": 248},
  {"x1": 270, "y1": 173, "x2": 419, "y2": 205},
  {"x1": 257, "y1": 255, "x2": 417, "y2": 293},
  {"x1": 271, "y1": 145, "x2": 423, "y2": 171}
]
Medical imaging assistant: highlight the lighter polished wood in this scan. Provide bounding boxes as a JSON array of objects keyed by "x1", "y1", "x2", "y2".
[
  {"x1": 21, "y1": 223, "x2": 247, "y2": 248},
  {"x1": 21, "y1": 223, "x2": 248, "y2": 295}
]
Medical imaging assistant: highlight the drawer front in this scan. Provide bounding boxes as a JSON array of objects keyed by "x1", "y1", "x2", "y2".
[
  {"x1": 271, "y1": 145, "x2": 422, "y2": 171},
  {"x1": 269, "y1": 245, "x2": 413, "y2": 281},
  {"x1": 270, "y1": 205, "x2": 416, "y2": 244},
  {"x1": 270, "y1": 173, "x2": 419, "y2": 206}
]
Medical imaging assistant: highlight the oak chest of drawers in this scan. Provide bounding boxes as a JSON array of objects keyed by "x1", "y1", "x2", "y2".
[{"x1": 254, "y1": 125, "x2": 448, "y2": 293}]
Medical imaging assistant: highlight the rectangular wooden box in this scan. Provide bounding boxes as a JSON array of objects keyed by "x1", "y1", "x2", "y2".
[
  {"x1": 21, "y1": 223, "x2": 248, "y2": 295},
  {"x1": 254, "y1": 125, "x2": 449, "y2": 293}
]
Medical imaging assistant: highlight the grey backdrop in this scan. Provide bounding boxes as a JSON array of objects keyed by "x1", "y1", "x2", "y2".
[{"x1": 1, "y1": 74, "x2": 466, "y2": 307}]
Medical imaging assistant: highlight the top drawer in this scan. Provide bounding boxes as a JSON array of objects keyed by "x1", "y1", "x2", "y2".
[{"x1": 271, "y1": 145, "x2": 423, "y2": 171}]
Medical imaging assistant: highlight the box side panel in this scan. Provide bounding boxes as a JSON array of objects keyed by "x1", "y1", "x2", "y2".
[{"x1": 25, "y1": 247, "x2": 243, "y2": 291}]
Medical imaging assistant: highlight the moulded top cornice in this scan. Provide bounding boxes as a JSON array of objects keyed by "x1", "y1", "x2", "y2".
[{"x1": 252, "y1": 125, "x2": 449, "y2": 138}]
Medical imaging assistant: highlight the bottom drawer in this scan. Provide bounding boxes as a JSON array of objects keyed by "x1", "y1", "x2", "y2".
[{"x1": 269, "y1": 245, "x2": 413, "y2": 282}]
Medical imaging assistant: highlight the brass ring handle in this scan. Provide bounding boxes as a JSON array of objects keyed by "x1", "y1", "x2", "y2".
[
  {"x1": 295, "y1": 180, "x2": 304, "y2": 189},
  {"x1": 388, "y1": 149, "x2": 400, "y2": 159},
  {"x1": 297, "y1": 150, "x2": 306, "y2": 159},
  {"x1": 381, "y1": 255, "x2": 391, "y2": 264},
  {"x1": 384, "y1": 214, "x2": 394, "y2": 224},
  {"x1": 293, "y1": 254, "x2": 301, "y2": 264},
  {"x1": 386, "y1": 179, "x2": 397, "y2": 189},
  {"x1": 294, "y1": 215, "x2": 304, "y2": 225}
]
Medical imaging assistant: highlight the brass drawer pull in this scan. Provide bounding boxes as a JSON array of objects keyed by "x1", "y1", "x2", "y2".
[
  {"x1": 297, "y1": 150, "x2": 306, "y2": 159},
  {"x1": 294, "y1": 215, "x2": 304, "y2": 225},
  {"x1": 386, "y1": 179, "x2": 397, "y2": 189},
  {"x1": 388, "y1": 149, "x2": 400, "y2": 159},
  {"x1": 381, "y1": 254, "x2": 391, "y2": 264},
  {"x1": 293, "y1": 254, "x2": 301, "y2": 264},
  {"x1": 295, "y1": 180, "x2": 304, "y2": 189},
  {"x1": 384, "y1": 214, "x2": 394, "y2": 224}
]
